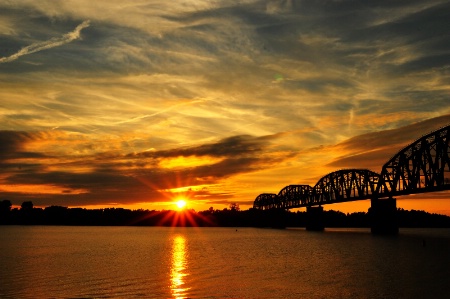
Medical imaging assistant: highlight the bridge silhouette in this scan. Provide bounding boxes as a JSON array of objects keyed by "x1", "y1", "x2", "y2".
[{"x1": 253, "y1": 125, "x2": 450, "y2": 234}]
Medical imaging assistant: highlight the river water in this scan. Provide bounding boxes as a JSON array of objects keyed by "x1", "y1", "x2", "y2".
[{"x1": 0, "y1": 226, "x2": 449, "y2": 298}]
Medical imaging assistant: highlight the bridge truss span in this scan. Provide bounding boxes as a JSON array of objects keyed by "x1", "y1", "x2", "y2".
[
  {"x1": 377, "y1": 125, "x2": 450, "y2": 197},
  {"x1": 253, "y1": 169, "x2": 380, "y2": 210},
  {"x1": 277, "y1": 185, "x2": 313, "y2": 208},
  {"x1": 313, "y1": 169, "x2": 380, "y2": 205},
  {"x1": 253, "y1": 193, "x2": 278, "y2": 209}
]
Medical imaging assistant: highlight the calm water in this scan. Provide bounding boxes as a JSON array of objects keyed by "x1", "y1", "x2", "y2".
[{"x1": 1, "y1": 226, "x2": 449, "y2": 298}]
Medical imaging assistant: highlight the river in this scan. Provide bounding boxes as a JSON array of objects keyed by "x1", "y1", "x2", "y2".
[{"x1": 0, "y1": 226, "x2": 449, "y2": 298}]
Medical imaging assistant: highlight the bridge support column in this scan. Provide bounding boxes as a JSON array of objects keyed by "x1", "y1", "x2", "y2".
[
  {"x1": 369, "y1": 197, "x2": 398, "y2": 235},
  {"x1": 306, "y1": 206, "x2": 324, "y2": 231}
]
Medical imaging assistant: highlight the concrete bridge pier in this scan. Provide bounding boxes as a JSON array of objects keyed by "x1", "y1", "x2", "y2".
[
  {"x1": 369, "y1": 197, "x2": 398, "y2": 235},
  {"x1": 306, "y1": 206, "x2": 324, "y2": 231}
]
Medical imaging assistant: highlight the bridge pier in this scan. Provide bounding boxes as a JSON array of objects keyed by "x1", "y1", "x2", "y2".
[
  {"x1": 369, "y1": 197, "x2": 398, "y2": 235},
  {"x1": 306, "y1": 206, "x2": 324, "y2": 231}
]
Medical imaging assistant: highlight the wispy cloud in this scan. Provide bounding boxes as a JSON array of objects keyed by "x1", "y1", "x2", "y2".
[
  {"x1": 326, "y1": 114, "x2": 450, "y2": 171},
  {"x1": 0, "y1": 20, "x2": 90, "y2": 63}
]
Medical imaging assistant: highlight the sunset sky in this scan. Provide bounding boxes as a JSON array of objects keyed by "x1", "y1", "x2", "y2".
[{"x1": 1, "y1": 0, "x2": 449, "y2": 214}]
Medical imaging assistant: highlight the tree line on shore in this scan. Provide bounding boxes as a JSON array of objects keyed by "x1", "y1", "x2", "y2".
[{"x1": 1, "y1": 200, "x2": 450, "y2": 227}]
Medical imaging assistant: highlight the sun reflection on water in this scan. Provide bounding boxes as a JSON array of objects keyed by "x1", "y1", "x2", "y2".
[{"x1": 171, "y1": 235, "x2": 190, "y2": 298}]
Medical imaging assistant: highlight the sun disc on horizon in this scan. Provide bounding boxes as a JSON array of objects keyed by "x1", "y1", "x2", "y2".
[{"x1": 175, "y1": 199, "x2": 187, "y2": 210}]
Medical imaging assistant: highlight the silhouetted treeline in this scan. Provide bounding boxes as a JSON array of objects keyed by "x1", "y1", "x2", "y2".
[{"x1": 1, "y1": 200, "x2": 450, "y2": 227}]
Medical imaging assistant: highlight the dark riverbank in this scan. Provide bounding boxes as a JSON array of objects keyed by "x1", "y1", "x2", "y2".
[{"x1": 1, "y1": 202, "x2": 450, "y2": 228}]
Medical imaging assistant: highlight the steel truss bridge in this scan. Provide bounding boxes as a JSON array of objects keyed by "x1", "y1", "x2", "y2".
[{"x1": 254, "y1": 125, "x2": 450, "y2": 210}]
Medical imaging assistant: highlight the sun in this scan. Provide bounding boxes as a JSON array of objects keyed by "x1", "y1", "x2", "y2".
[{"x1": 175, "y1": 199, "x2": 187, "y2": 210}]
